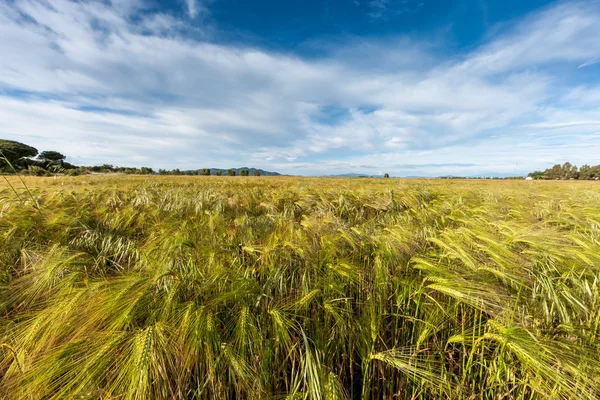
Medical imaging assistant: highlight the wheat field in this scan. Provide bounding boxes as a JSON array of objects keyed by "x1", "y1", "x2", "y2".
[{"x1": 1, "y1": 176, "x2": 599, "y2": 399}]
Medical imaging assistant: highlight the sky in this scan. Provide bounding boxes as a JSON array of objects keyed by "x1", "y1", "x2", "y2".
[{"x1": 1, "y1": 0, "x2": 599, "y2": 176}]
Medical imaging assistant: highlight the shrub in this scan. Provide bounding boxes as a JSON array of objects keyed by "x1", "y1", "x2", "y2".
[{"x1": 23, "y1": 165, "x2": 48, "y2": 176}]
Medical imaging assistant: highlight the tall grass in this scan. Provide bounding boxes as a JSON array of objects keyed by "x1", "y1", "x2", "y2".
[{"x1": 1, "y1": 176, "x2": 599, "y2": 399}]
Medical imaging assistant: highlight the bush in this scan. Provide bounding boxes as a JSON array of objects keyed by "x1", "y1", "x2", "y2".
[
  {"x1": 64, "y1": 169, "x2": 89, "y2": 176},
  {"x1": 23, "y1": 165, "x2": 48, "y2": 176}
]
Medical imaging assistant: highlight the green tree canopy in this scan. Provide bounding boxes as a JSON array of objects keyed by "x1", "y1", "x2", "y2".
[
  {"x1": 561, "y1": 162, "x2": 578, "y2": 179},
  {"x1": 543, "y1": 162, "x2": 580, "y2": 180},
  {"x1": 579, "y1": 164, "x2": 600, "y2": 180},
  {"x1": 227, "y1": 169, "x2": 236, "y2": 176},
  {"x1": 215, "y1": 170, "x2": 222, "y2": 176},
  {"x1": 200, "y1": 168, "x2": 211, "y2": 176},
  {"x1": 0, "y1": 139, "x2": 38, "y2": 168},
  {"x1": 240, "y1": 169, "x2": 249, "y2": 176},
  {"x1": 530, "y1": 162, "x2": 600, "y2": 180},
  {"x1": 38, "y1": 151, "x2": 66, "y2": 161},
  {"x1": 527, "y1": 171, "x2": 545, "y2": 180},
  {"x1": 544, "y1": 164, "x2": 561, "y2": 180},
  {"x1": 253, "y1": 170, "x2": 261, "y2": 176}
]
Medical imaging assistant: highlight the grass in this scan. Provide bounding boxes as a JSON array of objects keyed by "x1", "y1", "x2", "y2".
[{"x1": 1, "y1": 175, "x2": 599, "y2": 399}]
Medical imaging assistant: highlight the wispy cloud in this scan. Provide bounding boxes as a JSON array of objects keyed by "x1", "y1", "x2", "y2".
[
  {"x1": 0, "y1": 0, "x2": 599, "y2": 175},
  {"x1": 525, "y1": 121, "x2": 600, "y2": 129},
  {"x1": 369, "y1": 0, "x2": 390, "y2": 19},
  {"x1": 368, "y1": 0, "x2": 424, "y2": 20},
  {"x1": 185, "y1": 0, "x2": 199, "y2": 18},
  {"x1": 578, "y1": 56, "x2": 600, "y2": 69}
]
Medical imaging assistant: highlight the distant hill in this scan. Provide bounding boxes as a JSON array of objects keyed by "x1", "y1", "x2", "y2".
[
  {"x1": 328, "y1": 173, "x2": 384, "y2": 178},
  {"x1": 206, "y1": 167, "x2": 281, "y2": 176}
]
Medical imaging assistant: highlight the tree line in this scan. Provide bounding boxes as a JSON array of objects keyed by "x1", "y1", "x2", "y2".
[
  {"x1": 0, "y1": 139, "x2": 262, "y2": 176},
  {"x1": 528, "y1": 162, "x2": 600, "y2": 180}
]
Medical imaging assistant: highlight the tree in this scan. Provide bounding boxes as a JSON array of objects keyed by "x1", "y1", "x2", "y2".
[
  {"x1": 253, "y1": 170, "x2": 261, "y2": 176},
  {"x1": 544, "y1": 164, "x2": 563, "y2": 180},
  {"x1": 215, "y1": 170, "x2": 222, "y2": 176},
  {"x1": 580, "y1": 164, "x2": 591, "y2": 179},
  {"x1": 62, "y1": 161, "x2": 77, "y2": 170},
  {"x1": 544, "y1": 162, "x2": 580, "y2": 180},
  {"x1": 200, "y1": 168, "x2": 211, "y2": 176},
  {"x1": 240, "y1": 169, "x2": 249, "y2": 176},
  {"x1": 0, "y1": 139, "x2": 38, "y2": 170},
  {"x1": 140, "y1": 167, "x2": 154, "y2": 175},
  {"x1": 384, "y1": 173, "x2": 390, "y2": 178},
  {"x1": 580, "y1": 164, "x2": 600, "y2": 180},
  {"x1": 527, "y1": 171, "x2": 545, "y2": 180},
  {"x1": 561, "y1": 162, "x2": 578, "y2": 180},
  {"x1": 591, "y1": 165, "x2": 600, "y2": 180},
  {"x1": 38, "y1": 151, "x2": 66, "y2": 162},
  {"x1": 227, "y1": 169, "x2": 236, "y2": 176},
  {"x1": 35, "y1": 150, "x2": 66, "y2": 171}
]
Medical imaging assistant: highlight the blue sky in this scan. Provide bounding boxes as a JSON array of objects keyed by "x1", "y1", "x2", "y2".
[{"x1": 1, "y1": 0, "x2": 599, "y2": 176}]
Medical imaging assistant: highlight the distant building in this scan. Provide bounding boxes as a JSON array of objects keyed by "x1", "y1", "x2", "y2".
[{"x1": 525, "y1": 176, "x2": 533, "y2": 181}]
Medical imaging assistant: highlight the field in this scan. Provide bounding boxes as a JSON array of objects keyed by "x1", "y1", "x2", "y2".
[{"x1": 1, "y1": 176, "x2": 599, "y2": 399}]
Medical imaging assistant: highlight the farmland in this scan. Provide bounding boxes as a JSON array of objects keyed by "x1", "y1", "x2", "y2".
[{"x1": 1, "y1": 176, "x2": 599, "y2": 399}]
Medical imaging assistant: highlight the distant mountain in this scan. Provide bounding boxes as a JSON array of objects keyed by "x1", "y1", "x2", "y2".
[
  {"x1": 328, "y1": 173, "x2": 384, "y2": 178},
  {"x1": 438, "y1": 173, "x2": 526, "y2": 179},
  {"x1": 206, "y1": 167, "x2": 281, "y2": 176}
]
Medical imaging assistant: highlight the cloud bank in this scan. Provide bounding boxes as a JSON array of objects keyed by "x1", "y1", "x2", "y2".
[{"x1": 1, "y1": 0, "x2": 599, "y2": 176}]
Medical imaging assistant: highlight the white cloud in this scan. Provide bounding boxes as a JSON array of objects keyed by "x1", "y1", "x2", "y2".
[{"x1": 0, "y1": 0, "x2": 599, "y2": 175}]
